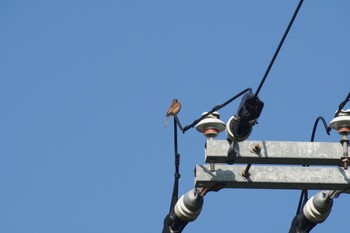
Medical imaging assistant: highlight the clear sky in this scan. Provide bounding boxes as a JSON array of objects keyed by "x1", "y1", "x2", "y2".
[{"x1": 0, "y1": 1, "x2": 349, "y2": 232}]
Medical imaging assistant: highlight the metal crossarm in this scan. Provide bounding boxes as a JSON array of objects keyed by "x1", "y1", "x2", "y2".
[
  {"x1": 205, "y1": 140, "x2": 344, "y2": 166},
  {"x1": 195, "y1": 164, "x2": 350, "y2": 190}
]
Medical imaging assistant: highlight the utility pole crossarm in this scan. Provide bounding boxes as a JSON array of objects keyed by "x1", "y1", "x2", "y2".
[
  {"x1": 205, "y1": 140, "x2": 344, "y2": 166},
  {"x1": 195, "y1": 164, "x2": 350, "y2": 190}
]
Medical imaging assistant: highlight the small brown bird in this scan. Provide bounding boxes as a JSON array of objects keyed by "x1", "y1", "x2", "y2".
[{"x1": 165, "y1": 99, "x2": 181, "y2": 127}]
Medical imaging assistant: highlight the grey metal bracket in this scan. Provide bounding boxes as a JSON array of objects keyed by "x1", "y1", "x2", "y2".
[
  {"x1": 195, "y1": 164, "x2": 350, "y2": 190},
  {"x1": 205, "y1": 140, "x2": 344, "y2": 166}
]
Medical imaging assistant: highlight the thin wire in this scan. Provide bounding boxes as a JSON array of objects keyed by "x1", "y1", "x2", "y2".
[
  {"x1": 328, "y1": 190, "x2": 338, "y2": 200},
  {"x1": 334, "y1": 91, "x2": 350, "y2": 117},
  {"x1": 179, "y1": 88, "x2": 252, "y2": 133},
  {"x1": 255, "y1": 0, "x2": 304, "y2": 97},
  {"x1": 296, "y1": 116, "x2": 330, "y2": 215},
  {"x1": 311, "y1": 116, "x2": 331, "y2": 141},
  {"x1": 169, "y1": 117, "x2": 181, "y2": 213}
]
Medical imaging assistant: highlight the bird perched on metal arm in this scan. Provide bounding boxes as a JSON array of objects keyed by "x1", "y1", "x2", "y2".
[{"x1": 165, "y1": 99, "x2": 181, "y2": 127}]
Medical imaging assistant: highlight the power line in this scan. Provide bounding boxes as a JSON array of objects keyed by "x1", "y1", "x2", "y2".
[
  {"x1": 334, "y1": 91, "x2": 350, "y2": 117},
  {"x1": 255, "y1": 0, "x2": 304, "y2": 97},
  {"x1": 178, "y1": 88, "x2": 252, "y2": 133},
  {"x1": 296, "y1": 116, "x2": 330, "y2": 215}
]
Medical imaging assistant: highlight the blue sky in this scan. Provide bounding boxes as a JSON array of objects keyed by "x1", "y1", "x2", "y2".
[{"x1": 0, "y1": 1, "x2": 349, "y2": 232}]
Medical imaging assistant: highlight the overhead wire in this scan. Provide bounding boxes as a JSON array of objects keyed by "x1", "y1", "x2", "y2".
[
  {"x1": 296, "y1": 116, "x2": 330, "y2": 215},
  {"x1": 177, "y1": 0, "x2": 306, "y2": 133},
  {"x1": 254, "y1": 0, "x2": 304, "y2": 97},
  {"x1": 334, "y1": 91, "x2": 350, "y2": 117},
  {"x1": 177, "y1": 88, "x2": 252, "y2": 133},
  {"x1": 168, "y1": 117, "x2": 181, "y2": 213}
]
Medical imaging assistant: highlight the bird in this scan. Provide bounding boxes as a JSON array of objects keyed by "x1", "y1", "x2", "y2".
[{"x1": 165, "y1": 99, "x2": 181, "y2": 127}]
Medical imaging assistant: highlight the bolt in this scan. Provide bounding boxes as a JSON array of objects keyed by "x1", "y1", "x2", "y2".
[
  {"x1": 251, "y1": 143, "x2": 261, "y2": 154},
  {"x1": 340, "y1": 134, "x2": 349, "y2": 170},
  {"x1": 342, "y1": 157, "x2": 349, "y2": 170},
  {"x1": 210, "y1": 162, "x2": 215, "y2": 172},
  {"x1": 242, "y1": 163, "x2": 252, "y2": 178}
]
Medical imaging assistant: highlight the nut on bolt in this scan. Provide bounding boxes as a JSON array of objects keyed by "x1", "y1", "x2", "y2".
[{"x1": 251, "y1": 143, "x2": 261, "y2": 154}]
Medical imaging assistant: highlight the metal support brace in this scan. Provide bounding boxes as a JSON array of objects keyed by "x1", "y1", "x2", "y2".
[{"x1": 195, "y1": 164, "x2": 350, "y2": 190}]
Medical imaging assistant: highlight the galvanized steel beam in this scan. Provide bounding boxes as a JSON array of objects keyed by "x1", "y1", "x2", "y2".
[
  {"x1": 205, "y1": 140, "x2": 344, "y2": 166},
  {"x1": 195, "y1": 164, "x2": 350, "y2": 190}
]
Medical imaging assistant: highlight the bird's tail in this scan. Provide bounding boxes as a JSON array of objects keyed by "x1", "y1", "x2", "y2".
[{"x1": 164, "y1": 116, "x2": 169, "y2": 128}]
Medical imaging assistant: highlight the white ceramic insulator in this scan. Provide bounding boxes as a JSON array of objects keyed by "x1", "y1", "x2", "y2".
[
  {"x1": 174, "y1": 195, "x2": 202, "y2": 222},
  {"x1": 303, "y1": 196, "x2": 331, "y2": 223}
]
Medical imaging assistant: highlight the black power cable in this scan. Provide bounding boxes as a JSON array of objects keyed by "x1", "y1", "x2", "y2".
[
  {"x1": 176, "y1": 0, "x2": 306, "y2": 134},
  {"x1": 296, "y1": 116, "x2": 330, "y2": 215},
  {"x1": 255, "y1": 0, "x2": 304, "y2": 97},
  {"x1": 334, "y1": 91, "x2": 350, "y2": 117},
  {"x1": 169, "y1": 117, "x2": 181, "y2": 213},
  {"x1": 178, "y1": 88, "x2": 252, "y2": 133},
  {"x1": 310, "y1": 117, "x2": 330, "y2": 142},
  {"x1": 163, "y1": 118, "x2": 182, "y2": 233}
]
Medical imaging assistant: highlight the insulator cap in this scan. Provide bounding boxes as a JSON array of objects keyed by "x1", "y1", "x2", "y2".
[
  {"x1": 329, "y1": 109, "x2": 350, "y2": 134},
  {"x1": 196, "y1": 112, "x2": 226, "y2": 138}
]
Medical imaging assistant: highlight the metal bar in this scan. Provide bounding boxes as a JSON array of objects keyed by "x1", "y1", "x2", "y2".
[
  {"x1": 195, "y1": 164, "x2": 350, "y2": 190},
  {"x1": 205, "y1": 140, "x2": 343, "y2": 166}
]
